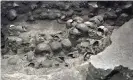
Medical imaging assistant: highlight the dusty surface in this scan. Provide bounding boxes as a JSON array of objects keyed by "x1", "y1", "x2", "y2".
[
  {"x1": 2, "y1": 19, "x2": 133, "y2": 80},
  {"x1": 90, "y1": 19, "x2": 133, "y2": 69},
  {"x1": 1, "y1": 1, "x2": 133, "y2": 80}
]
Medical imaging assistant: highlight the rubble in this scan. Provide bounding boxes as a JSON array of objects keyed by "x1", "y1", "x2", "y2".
[
  {"x1": 86, "y1": 63, "x2": 133, "y2": 80},
  {"x1": 104, "y1": 65, "x2": 133, "y2": 80}
]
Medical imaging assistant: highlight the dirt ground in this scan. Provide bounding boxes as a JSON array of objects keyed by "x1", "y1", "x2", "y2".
[{"x1": 1, "y1": 1, "x2": 133, "y2": 80}]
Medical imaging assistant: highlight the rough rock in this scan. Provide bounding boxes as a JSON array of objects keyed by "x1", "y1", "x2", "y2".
[
  {"x1": 104, "y1": 65, "x2": 133, "y2": 80},
  {"x1": 86, "y1": 63, "x2": 112, "y2": 80},
  {"x1": 90, "y1": 19, "x2": 133, "y2": 69}
]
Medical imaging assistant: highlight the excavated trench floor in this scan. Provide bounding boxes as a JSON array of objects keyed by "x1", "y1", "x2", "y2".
[{"x1": 1, "y1": 1, "x2": 133, "y2": 80}]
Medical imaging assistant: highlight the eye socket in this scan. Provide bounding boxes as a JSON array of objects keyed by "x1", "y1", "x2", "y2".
[
  {"x1": 98, "y1": 28, "x2": 104, "y2": 33},
  {"x1": 29, "y1": 35, "x2": 31, "y2": 38},
  {"x1": 58, "y1": 56, "x2": 64, "y2": 61},
  {"x1": 81, "y1": 46, "x2": 86, "y2": 48},
  {"x1": 22, "y1": 26, "x2": 25, "y2": 29},
  {"x1": 93, "y1": 41, "x2": 99, "y2": 46},
  {"x1": 28, "y1": 63, "x2": 35, "y2": 67},
  {"x1": 40, "y1": 34, "x2": 44, "y2": 36}
]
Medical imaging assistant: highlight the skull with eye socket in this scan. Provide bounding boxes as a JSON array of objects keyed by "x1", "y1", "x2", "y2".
[
  {"x1": 51, "y1": 33, "x2": 63, "y2": 42},
  {"x1": 35, "y1": 42, "x2": 51, "y2": 58},
  {"x1": 92, "y1": 40, "x2": 102, "y2": 54},
  {"x1": 89, "y1": 15, "x2": 104, "y2": 26},
  {"x1": 77, "y1": 41, "x2": 92, "y2": 54},
  {"x1": 97, "y1": 26, "x2": 109, "y2": 36},
  {"x1": 8, "y1": 25, "x2": 27, "y2": 36},
  {"x1": 66, "y1": 16, "x2": 83, "y2": 28}
]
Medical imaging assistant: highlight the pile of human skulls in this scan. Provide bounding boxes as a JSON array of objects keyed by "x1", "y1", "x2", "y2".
[
  {"x1": 3, "y1": 14, "x2": 112, "y2": 69},
  {"x1": 1, "y1": 1, "x2": 133, "y2": 69}
]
